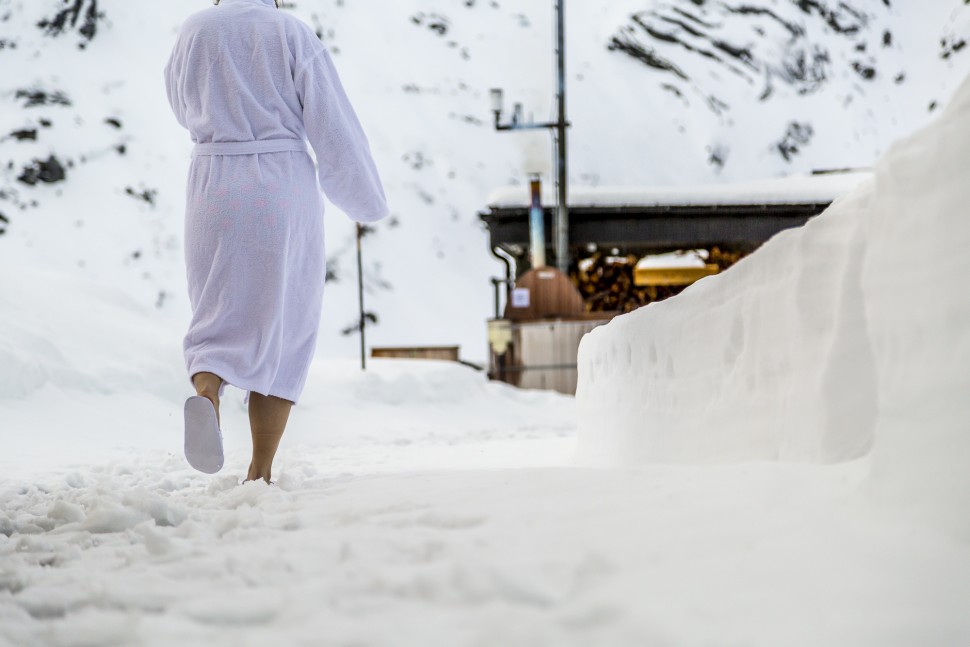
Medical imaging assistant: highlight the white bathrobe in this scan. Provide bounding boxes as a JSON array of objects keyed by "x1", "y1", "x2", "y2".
[{"x1": 164, "y1": 0, "x2": 387, "y2": 403}]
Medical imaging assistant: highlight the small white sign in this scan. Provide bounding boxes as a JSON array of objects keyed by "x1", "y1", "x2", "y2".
[{"x1": 511, "y1": 287, "x2": 531, "y2": 309}]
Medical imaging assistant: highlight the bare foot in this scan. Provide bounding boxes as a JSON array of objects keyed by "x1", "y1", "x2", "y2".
[
  {"x1": 247, "y1": 393, "x2": 292, "y2": 485},
  {"x1": 244, "y1": 462, "x2": 273, "y2": 484}
]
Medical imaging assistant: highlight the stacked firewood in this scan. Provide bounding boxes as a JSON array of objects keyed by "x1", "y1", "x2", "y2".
[
  {"x1": 571, "y1": 247, "x2": 748, "y2": 314},
  {"x1": 706, "y1": 247, "x2": 747, "y2": 271}
]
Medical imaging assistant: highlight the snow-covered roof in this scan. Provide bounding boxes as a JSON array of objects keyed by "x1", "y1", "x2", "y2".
[
  {"x1": 487, "y1": 171, "x2": 873, "y2": 210},
  {"x1": 636, "y1": 250, "x2": 709, "y2": 270}
]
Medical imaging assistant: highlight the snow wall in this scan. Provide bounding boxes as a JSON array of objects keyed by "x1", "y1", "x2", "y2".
[{"x1": 577, "y1": 75, "x2": 970, "y2": 537}]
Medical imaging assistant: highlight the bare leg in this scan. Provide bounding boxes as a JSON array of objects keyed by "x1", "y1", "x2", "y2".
[
  {"x1": 247, "y1": 393, "x2": 292, "y2": 483},
  {"x1": 192, "y1": 372, "x2": 223, "y2": 425}
]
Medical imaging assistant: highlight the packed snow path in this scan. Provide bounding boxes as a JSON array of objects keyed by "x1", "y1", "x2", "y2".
[{"x1": 2, "y1": 362, "x2": 969, "y2": 647}]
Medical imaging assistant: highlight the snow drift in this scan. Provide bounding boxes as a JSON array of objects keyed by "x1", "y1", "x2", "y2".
[{"x1": 576, "y1": 75, "x2": 970, "y2": 538}]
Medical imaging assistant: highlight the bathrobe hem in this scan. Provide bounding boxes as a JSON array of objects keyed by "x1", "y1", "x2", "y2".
[{"x1": 187, "y1": 362, "x2": 302, "y2": 405}]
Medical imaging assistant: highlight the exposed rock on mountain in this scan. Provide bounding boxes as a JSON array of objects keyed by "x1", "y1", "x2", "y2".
[
  {"x1": 611, "y1": 2, "x2": 886, "y2": 110},
  {"x1": 37, "y1": 0, "x2": 104, "y2": 48},
  {"x1": 17, "y1": 156, "x2": 67, "y2": 186}
]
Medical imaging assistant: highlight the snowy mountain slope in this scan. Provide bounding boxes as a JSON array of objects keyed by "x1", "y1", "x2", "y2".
[
  {"x1": 0, "y1": 0, "x2": 967, "y2": 364},
  {"x1": 603, "y1": 0, "x2": 970, "y2": 174}
]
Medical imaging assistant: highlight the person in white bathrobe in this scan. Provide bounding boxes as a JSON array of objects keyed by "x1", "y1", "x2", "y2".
[{"x1": 165, "y1": 0, "x2": 387, "y2": 482}]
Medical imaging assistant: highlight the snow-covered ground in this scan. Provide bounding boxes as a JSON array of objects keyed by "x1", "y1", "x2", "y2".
[
  {"x1": 4, "y1": 359, "x2": 970, "y2": 646},
  {"x1": 6, "y1": 453, "x2": 970, "y2": 646}
]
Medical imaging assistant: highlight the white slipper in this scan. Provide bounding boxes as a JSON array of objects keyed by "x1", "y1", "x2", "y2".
[{"x1": 184, "y1": 396, "x2": 224, "y2": 474}]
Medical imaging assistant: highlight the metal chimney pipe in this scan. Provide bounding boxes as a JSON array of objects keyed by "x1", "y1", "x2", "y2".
[
  {"x1": 529, "y1": 175, "x2": 547, "y2": 269},
  {"x1": 555, "y1": 0, "x2": 569, "y2": 275}
]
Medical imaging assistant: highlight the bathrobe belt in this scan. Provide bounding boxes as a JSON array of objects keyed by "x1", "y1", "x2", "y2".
[{"x1": 192, "y1": 139, "x2": 308, "y2": 157}]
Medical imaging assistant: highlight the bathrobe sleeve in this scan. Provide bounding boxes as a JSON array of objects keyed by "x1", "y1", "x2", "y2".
[
  {"x1": 296, "y1": 47, "x2": 389, "y2": 224},
  {"x1": 163, "y1": 41, "x2": 188, "y2": 130}
]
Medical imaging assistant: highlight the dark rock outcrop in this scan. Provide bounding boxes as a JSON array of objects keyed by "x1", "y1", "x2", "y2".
[
  {"x1": 37, "y1": 0, "x2": 104, "y2": 47},
  {"x1": 17, "y1": 156, "x2": 67, "y2": 186}
]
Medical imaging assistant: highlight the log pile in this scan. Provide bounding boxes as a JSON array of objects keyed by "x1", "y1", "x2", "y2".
[
  {"x1": 571, "y1": 247, "x2": 748, "y2": 314},
  {"x1": 706, "y1": 247, "x2": 747, "y2": 272}
]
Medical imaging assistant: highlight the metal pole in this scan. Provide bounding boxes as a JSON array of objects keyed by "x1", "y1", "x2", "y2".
[
  {"x1": 555, "y1": 0, "x2": 569, "y2": 275},
  {"x1": 356, "y1": 223, "x2": 366, "y2": 371}
]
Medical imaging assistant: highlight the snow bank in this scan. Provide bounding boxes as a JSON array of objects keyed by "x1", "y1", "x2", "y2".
[
  {"x1": 862, "y1": 79, "x2": 970, "y2": 537},
  {"x1": 576, "y1": 184, "x2": 878, "y2": 464},
  {"x1": 0, "y1": 262, "x2": 185, "y2": 401},
  {"x1": 577, "y1": 76, "x2": 970, "y2": 537}
]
